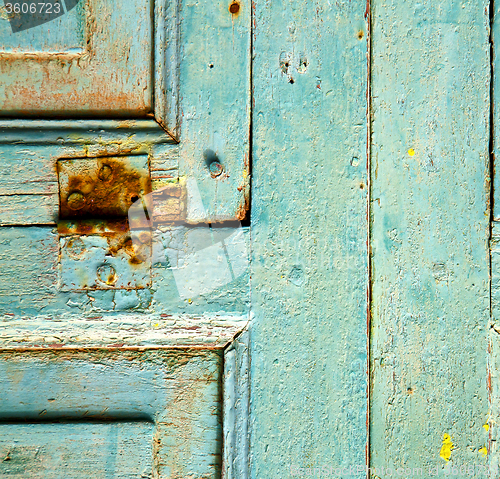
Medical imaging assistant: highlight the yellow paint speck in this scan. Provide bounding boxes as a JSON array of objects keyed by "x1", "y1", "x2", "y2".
[
  {"x1": 408, "y1": 148, "x2": 415, "y2": 157},
  {"x1": 479, "y1": 446, "x2": 488, "y2": 457},
  {"x1": 440, "y1": 434, "x2": 454, "y2": 462},
  {"x1": 483, "y1": 424, "x2": 489, "y2": 432}
]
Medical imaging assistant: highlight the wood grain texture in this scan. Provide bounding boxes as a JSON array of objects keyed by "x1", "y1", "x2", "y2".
[
  {"x1": 370, "y1": 0, "x2": 490, "y2": 473},
  {"x1": 0, "y1": 225, "x2": 249, "y2": 346},
  {"x1": 250, "y1": 0, "x2": 369, "y2": 476},
  {"x1": 0, "y1": 120, "x2": 176, "y2": 226},
  {"x1": 490, "y1": 3, "x2": 500, "y2": 473},
  {"x1": 0, "y1": 314, "x2": 248, "y2": 348},
  {"x1": 0, "y1": 0, "x2": 152, "y2": 116},
  {"x1": 0, "y1": 422, "x2": 154, "y2": 479},
  {"x1": 493, "y1": 1, "x2": 500, "y2": 222},
  {"x1": 0, "y1": 349, "x2": 222, "y2": 479},
  {"x1": 155, "y1": 0, "x2": 180, "y2": 137},
  {"x1": 178, "y1": 0, "x2": 251, "y2": 221},
  {"x1": 223, "y1": 330, "x2": 249, "y2": 479}
]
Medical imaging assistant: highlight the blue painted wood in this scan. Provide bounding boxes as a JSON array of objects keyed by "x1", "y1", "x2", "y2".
[
  {"x1": 0, "y1": 0, "x2": 152, "y2": 116},
  {"x1": 250, "y1": 0, "x2": 369, "y2": 476},
  {"x1": 0, "y1": 422, "x2": 155, "y2": 478},
  {"x1": 177, "y1": 0, "x2": 251, "y2": 221},
  {"x1": 0, "y1": 349, "x2": 222, "y2": 478},
  {"x1": 0, "y1": 120, "x2": 175, "y2": 225},
  {"x1": 0, "y1": 2, "x2": 251, "y2": 474},
  {"x1": 223, "y1": 330, "x2": 249, "y2": 479},
  {"x1": 490, "y1": 1, "x2": 500, "y2": 472},
  {"x1": 2, "y1": 0, "x2": 494, "y2": 474},
  {"x1": 370, "y1": 0, "x2": 490, "y2": 473}
]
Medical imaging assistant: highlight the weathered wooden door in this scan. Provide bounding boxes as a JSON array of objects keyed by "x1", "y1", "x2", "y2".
[
  {"x1": 249, "y1": 0, "x2": 492, "y2": 478},
  {"x1": 1, "y1": 0, "x2": 496, "y2": 478},
  {"x1": 0, "y1": 0, "x2": 250, "y2": 477}
]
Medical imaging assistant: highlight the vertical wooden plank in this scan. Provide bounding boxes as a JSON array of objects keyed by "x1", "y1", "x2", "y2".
[
  {"x1": 371, "y1": 0, "x2": 490, "y2": 473},
  {"x1": 178, "y1": 0, "x2": 251, "y2": 221},
  {"x1": 490, "y1": 2, "x2": 500, "y2": 474},
  {"x1": 251, "y1": 0, "x2": 369, "y2": 476},
  {"x1": 155, "y1": 0, "x2": 180, "y2": 137},
  {"x1": 156, "y1": 351, "x2": 223, "y2": 479},
  {"x1": 493, "y1": 1, "x2": 500, "y2": 223},
  {"x1": 223, "y1": 331, "x2": 249, "y2": 479}
]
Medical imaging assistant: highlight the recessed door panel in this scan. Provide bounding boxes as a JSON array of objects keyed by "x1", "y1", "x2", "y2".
[
  {"x1": 0, "y1": 422, "x2": 154, "y2": 479},
  {"x1": 0, "y1": 349, "x2": 222, "y2": 478},
  {"x1": 0, "y1": 0, "x2": 152, "y2": 116}
]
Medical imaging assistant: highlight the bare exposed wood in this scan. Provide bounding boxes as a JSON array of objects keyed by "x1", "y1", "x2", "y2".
[{"x1": 0, "y1": 314, "x2": 249, "y2": 349}]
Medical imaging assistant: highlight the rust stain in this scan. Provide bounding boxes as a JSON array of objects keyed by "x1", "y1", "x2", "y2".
[
  {"x1": 229, "y1": 0, "x2": 241, "y2": 15},
  {"x1": 1, "y1": 71, "x2": 150, "y2": 115},
  {"x1": 236, "y1": 198, "x2": 249, "y2": 221},
  {"x1": 58, "y1": 219, "x2": 130, "y2": 236},
  {"x1": 57, "y1": 156, "x2": 151, "y2": 220},
  {"x1": 59, "y1": 224, "x2": 151, "y2": 268}
]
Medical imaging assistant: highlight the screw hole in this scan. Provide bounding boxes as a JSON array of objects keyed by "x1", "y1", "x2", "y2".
[
  {"x1": 209, "y1": 63, "x2": 214, "y2": 68},
  {"x1": 98, "y1": 164, "x2": 113, "y2": 181},
  {"x1": 131, "y1": 195, "x2": 140, "y2": 203},
  {"x1": 289, "y1": 78, "x2": 295, "y2": 84}
]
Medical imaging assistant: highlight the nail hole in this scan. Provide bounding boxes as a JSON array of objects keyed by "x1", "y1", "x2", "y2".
[
  {"x1": 98, "y1": 164, "x2": 112, "y2": 181},
  {"x1": 229, "y1": 1, "x2": 240, "y2": 14},
  {"x1": 357, "y1": 30, "x2": 364, "y2": 40},
  {"x1": 289, "y1": 78, "x2": 295, "y2": 84},
  {"x1": 130, "y1": 195, "x2": 139, "y2": 203},
  {"x1": 209, "y1": 63, "x2": 214, "y2": 68}
]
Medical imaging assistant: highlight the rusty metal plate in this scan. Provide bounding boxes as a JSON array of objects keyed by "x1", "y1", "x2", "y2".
[
  {"x1": 57, "y1": 156, "x2": 151, "y2": 220},
  {"x1": 59, "y1": 228, "x2": 151, "y2": 291}
]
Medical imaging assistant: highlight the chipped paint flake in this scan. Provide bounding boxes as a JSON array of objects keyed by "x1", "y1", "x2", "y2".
[{"x1": 479, "y1": 446, "x2": 488, "y2": 457}]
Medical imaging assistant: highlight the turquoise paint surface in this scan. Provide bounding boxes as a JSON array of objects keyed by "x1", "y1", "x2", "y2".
[
  {"x1": 0, "y1": 0, "x2": 495, "y2": 476},
  {"x1": 0, "y1": 349, "x2": 222, "y2": 478},
  {"x1": 0, "y1": 1, "x2": 84, "y2": 53},
  {"x1": 370, "y1": 0, "x2": 490, "y2": 474},
  {"x1": 250, "y1": 0, "x2": 369, "y2": 476}
]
